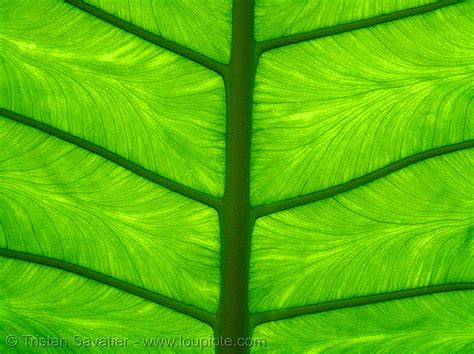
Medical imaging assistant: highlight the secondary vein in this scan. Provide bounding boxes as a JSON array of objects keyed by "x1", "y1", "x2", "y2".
[
  {"x1": 257, "y1": 0, "x2": 462, "y2": 53},
  {"x1": 253, "y1": 141, "x2": 474, "y2": 218},
  {"x1": 0, "y1": 109, "x2": 221, "y2": 210},
  {"x1": 251, "y1": 283, "x2": 474, "y2": 326},
  {"x1": 0, "y1": 249, "x2": 216, "y2": 327},
  {"x1": 64, "y1": 0, "x2": 228, "y2": 77}
]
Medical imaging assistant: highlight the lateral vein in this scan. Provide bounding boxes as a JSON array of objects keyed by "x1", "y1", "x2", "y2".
[
  {"x1": 0, "y1": 108, "x2": 221, "y2": 210},
  {"x1": 64, "y1": 0, "x2": 228, "y2": 77},
  {"x1": 253, "y1": 141, "x2": 474, "y2": 218},
  {"x1": 251, "y1": 283, "x2": 474, "y2": 327},
  {"x1": 257, "y1": 0, "x2": 462, "y2": 53},
  {"x1": 0, "y1": 249, "x2": 216, "y2": 327}
]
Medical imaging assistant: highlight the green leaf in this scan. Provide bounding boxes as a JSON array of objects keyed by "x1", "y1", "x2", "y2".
[
  {"x1": 84, "y1": 0, "x2": 232, "y2": 63},
  {"x1": 251, "y1": 0, "x2": 474, "y2": 204},
  {"x1": 0, "y1": 117, "x2": 220, "y2": 312},
  {"x1": 1, "y1": 0, "x2": 226, "y2": 197},
  {"x1": 1, "y1": 0, "x2": 473, "y2": 352},
  {"x1": 250, "y1": 149, "x2": 473, "y2": 312},
  {"x1": 252, "y1": 291, "x2": 474, "y2": 352},
  {"x1": 1, "y1": 258, "x2": 214, "y2": 352},
  {"x1": 255, "y1": 0, "x2": 438, "y2": 41}
]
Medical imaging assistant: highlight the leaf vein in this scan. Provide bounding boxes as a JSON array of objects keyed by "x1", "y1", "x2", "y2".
[
  {"x1": 253, "y1": 141, "x2": 474, "y2": 217},
  {"x1": 257, "y1": 0, "x2": 462, "y2": 53},
  {"x1": 0, "y1": 109, "x2": 221, "y2": 210},
  {"x1": 64, "y1": 0, "x2": 228, "y2": 76},
  {"x1": 0, "y1": 249, "x2": 216, "y2": 327},
  {"x1": 251, "y1": 283, "x2": 474, "y2": 326}
]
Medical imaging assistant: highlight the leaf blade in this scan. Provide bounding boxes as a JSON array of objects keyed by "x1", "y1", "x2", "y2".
[
  {"x1": 250, "y1": 149, "x2": 474, "y2": 311},
  {"x1": 255, "y1": 0, "x2": 440, "y2": 41},
  {"x1": 252, "y1": 291, "x2": 474, "y2": 352},
  {"x1": 1, "y1": 0, "x2": 226, "y2": 197},
  {"x1": 84, "y1": 0, "x2": 232, "y2": 63},
  {"x1": 251, "y1": 0, "x2": 474, "y2": 205},
  {"x1": 0, "y1": 258, "x2": 215, "y2": 352},
  {"x1": 0, "y1": 117, "x2": 221, "y2": 312}
]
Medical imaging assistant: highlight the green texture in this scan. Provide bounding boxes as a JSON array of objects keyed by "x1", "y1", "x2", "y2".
[
  {"x1": 250, "y1": 149, "x2": 473, "y2": 312},
  {"x1": 0, "y1": 117, "x2": 220, "y2": 312},
  {"x1": 255, "y1": 0, "x2": 438, "y2": 41},
  {"x1": 252, "y1": 291, "x2": 474, "y2": 352},
  {"x1": 255, "y1": 0, "x2": 437, "y2": 41},
  {"x1": 84, "y1": 0, "x2": 232, "y2": 63},
  {"x1": 1, "y1": 0, "x2": 226, "y2": 197},
  {"x1": 1, "y1": 0, "x2": 473, "y2": 353},
  {"x1": 251, "y1": 0, "x2": 474, "y2": 204},
  {"x1": 1, "y1": 258, "x2": 214, "y2": 353}
]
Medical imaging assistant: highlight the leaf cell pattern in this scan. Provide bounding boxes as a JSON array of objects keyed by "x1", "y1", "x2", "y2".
[
  {"x1": 254, "y1": 0, "x2": 438, "y2": 41},
  {"x1": 1, "y1": 258, "x2": 215, "y2": 353},
  {"x1": 252, "y1": 291, "x2": 474, "y2": 352},
  {"x1": 1, "y1": 0, "x2": 226, "y2": 197},
  {"x1": 0, "y1": 117, "x2": 221, "y2": 312},
  {"x1": 251, "y1": 0, "x2": 474, "y2": 204},
  {"x1": 84, "y1": 0, "x2": 233, "y2": 63},
  {"x1": 250, "y1": 149, "x2": 473, "y2": 311}
]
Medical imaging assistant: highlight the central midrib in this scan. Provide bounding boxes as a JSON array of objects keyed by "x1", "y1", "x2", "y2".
[{"x1": 217, "y1": 0, "x2": 257, "y2": 353}]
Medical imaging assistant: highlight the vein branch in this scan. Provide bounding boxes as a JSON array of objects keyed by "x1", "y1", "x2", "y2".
[
  {"x1": 64, "y1": 0, "x2": 228, "y2": 77},
  {"x1": 257, "y1": 0, "x2": 462, "y2": 53},
  {"x1": 0, "y1": 109, "x2": 221, "y2": 210},
  {"x1": 251, "y1": 283, "x2": 474, "y2": 326},
  {"x1": 0, "y1": 249, "x2": 216, "y2": 327},
  {"x1": 253, "y1": 141, "x2": 474, "y2": 218}
]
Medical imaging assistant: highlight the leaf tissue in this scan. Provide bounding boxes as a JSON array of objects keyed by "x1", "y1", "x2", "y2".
[{"x1": 1, "y1": 0, "x2": 473, "y2": 353}]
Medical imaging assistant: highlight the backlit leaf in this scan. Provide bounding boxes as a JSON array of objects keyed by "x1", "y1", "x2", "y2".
[
  {"x1": 0, "y1": 116, "x2": 221, "y2": 312},
  {"x1": 1, "y1": 0, "x2": 473, "y2": 352},
  {"x1": 84, "y1": 0, "x2": 232, "y2": 63},
  {"x1": 251, "y1": 0, "x2": 474, "y2": 204},
  {"x1": 1, "y1": 258, "x2": 214, "y2": 353},
  {"x1": 253, "y1": 291, "x2": 474, "y2": 352},
  {"x1": 1, "y1": 0, "x2": 226, "y2": 197},
  {"x1": 250, "y1": 149, "x2": 473, "y2": 311},
  {"x1": 255, "y1": 0, "x2": 438, "y2": 41}
]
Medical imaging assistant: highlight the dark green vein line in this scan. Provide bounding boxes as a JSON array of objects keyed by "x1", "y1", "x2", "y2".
[
  {"x1": 253, "y1": 141, "x2": 474, "y2": 218},
  {"x1": 0, "y1": 249, "x2": 216, "y2": 327},
  {"x1": 257, "y1": 0, "x2": 461, "y2": 53},
  {"x1": 217, "y1": 0, "x2": 257, "y2": 352},
  {"x1": 250, "y1": 283, "x2": 474, "y2": 326},
  {"x1": 0, "y1": 109, "x2": 221, "y2": 210},
  {"x1": 64, "y1": 0, "x2": 228, "y2": 76}
]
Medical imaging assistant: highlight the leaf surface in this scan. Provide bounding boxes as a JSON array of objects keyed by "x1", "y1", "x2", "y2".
[
  {"x1": 254, "y1": 0, "x2": 438, "y2": 41},
  {"x1": 84, "y1": 0, "x2": 232, "y2": 63},
  {"x1": 1, "y1": 258, "x2": 214, "y2": 352},
  {"x1": 1, "y1": 0, "x2": 473, "y2": 352},
  {"x1": 250, "y1": 149, "x2": 473, "y2": 311},
  {"x1": 251, "y1": 1, "x2": 474, "y2": 204},
  {"x1": 1, "y1": 0, "x2": 226, "y2": 197},
  {"x1": 0, "y1": 117, "x2": 220, "y2": 312},
  {"x1": 252, "y1": 291, "x2": 474, "y2": 352}
]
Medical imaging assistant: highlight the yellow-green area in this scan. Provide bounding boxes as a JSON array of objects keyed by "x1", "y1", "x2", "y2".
[
  {"x1": 85, "y1": 0, "x2": 232, "y2": 63},
  {"x1": 250, "y1": 149, "x2": 473, "y2": 311},
  {"x1": 1, "y1": 0, "x2": 227, "y2": 197},
  {"x1": 254, "y1": 0, "x2": 438, "y2": 41},
  {"x1": 252, "y1": 291, "x2": 474, "y2": 352},
  {"x1": 1, "y1": 258, "x2": 214, "y2": 353},
  {"x1": 251, "y1": 0, "x2": 474, "y2": 204},
  {"x1": 0, "y1": 117, "x2": 221, "y2": 312}
]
